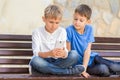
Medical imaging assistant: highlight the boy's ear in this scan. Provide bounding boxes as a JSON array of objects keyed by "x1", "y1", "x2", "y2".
[{"x1": 87, "y1": 19, "x2": 91, "y2": 24}]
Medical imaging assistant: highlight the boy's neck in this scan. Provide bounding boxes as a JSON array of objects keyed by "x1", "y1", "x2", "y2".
[
  {"x1": 76, "y1": 28, "x2": 85, "y2": 34},
  {"x1": 45, "y1": 26, "x2": 54, "y2": 34}
]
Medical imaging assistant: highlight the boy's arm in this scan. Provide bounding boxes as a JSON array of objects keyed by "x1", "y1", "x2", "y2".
[
  {"x1": 32, "y1": 30, "x2": 57, "y2": 58},
  {"x1": 38, "y1": 51, "x2": 51, "y2": 58},
  {"x1": 83, "y1": 43, "x2": 91, "y2": 70},
  {"x1": 82, "y1": 43, "x2": 91, "y2": 78},
  {"x1": 66, "y1": 41, "x2": 71, "y2": 51},
  {"x1": 38, "y1": 48, "x2": 68, "y2": 59},
  {"x1": 38, "y1": 50, "x2": 55, "y2": 58}
]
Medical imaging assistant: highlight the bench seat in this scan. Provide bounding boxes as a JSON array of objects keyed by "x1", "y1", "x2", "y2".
[{"x1": 0, "y1": 74, "x2": 119, "y2": 80}]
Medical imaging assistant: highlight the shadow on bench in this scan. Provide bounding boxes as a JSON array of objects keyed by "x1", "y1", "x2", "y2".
[{"x1": 0, "y1": 34, "x2": 120, "y2": 80}]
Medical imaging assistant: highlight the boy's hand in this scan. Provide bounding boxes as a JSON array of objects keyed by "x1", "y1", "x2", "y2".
[
  {"x1": 50, "y1": 48, "x2": 67, "y2": 58},
  {"x1": 80, "y1": 65, "x2": 90, "y2": 78},
  {"x1": 81, "y1": 71, "x2": 90, "y2": 78},
  {"x1": 49, "y1": 48, "x2": 58, "y2": 58},
  {"x1": 56, "y1": 48, "x2": 67, "y2": 58}
]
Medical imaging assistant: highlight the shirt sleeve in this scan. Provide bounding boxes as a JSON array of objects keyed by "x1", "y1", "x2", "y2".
[
  {"x1": 66, "y1": 27, "x2": 72, "y2": 43},
  {"x1": 87, "y1": 26, "x2": 95, "y2": 43},
  {"x1": 32, "y1": 30, "x2": 41, "y2": 56},
  {"x1": 61, "y1": 29, "x2": 68, "y2": 55}
]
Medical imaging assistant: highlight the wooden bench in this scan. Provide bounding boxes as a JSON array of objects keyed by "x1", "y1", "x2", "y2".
[{"x1": 0, "y1": 34, "x2": 119, "y2": 80}]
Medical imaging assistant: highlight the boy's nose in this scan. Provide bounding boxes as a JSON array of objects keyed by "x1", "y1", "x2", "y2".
[
  {"x1": 77, "y1": 20, "x2": 80, "y2": 23},
  {"x1": 53, "y1": 23, "x2": 57, "y2": 27}
]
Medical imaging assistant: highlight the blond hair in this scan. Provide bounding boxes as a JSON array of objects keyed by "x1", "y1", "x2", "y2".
[{"x1": 44, "y1": 4, "x2": 62, "y2": 19}]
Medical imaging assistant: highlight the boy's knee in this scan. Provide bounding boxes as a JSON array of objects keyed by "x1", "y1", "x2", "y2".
[
  {"x1": 109, "y1": 63, "x2": 120, "y2": 72},
  {"x1": 68, "y1": 50, "x2": 79, "y2": 60},
  {"x1": 30, "y1": 56, "x2": 49, "y2": 74},
  {"x1": 98, "y1": 64, "x2": 110, "y2": 77},
  {"x1": 30, "y1": 56, "x2": 40, "y2": 64},
  {"x1": 30, "y1": 56, "x2": 47, "y2": 68}
]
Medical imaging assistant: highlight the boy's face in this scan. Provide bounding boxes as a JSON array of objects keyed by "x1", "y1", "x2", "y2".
[
  {"x1": 42, "y1": 17, "x2": 61, "y2": 33},
  {"x1": 73, "y1": 12, "x2": 90, "y2": 30}
]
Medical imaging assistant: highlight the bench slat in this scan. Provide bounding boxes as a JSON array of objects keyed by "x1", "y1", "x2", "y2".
[
  {"x1": 0, "y1": 50, "x2": 32, "y2": 56},
  {"x1": 95, "y1": 37, "x2": 120, "y2": 43},
  {"x1": 97, "y1": 52, "x2": 120, "y2": 57},
  {"x1": 0, "y1": 68, "x2": 29, "y2": 74},
  {"x1": 92, "y1": 44, "x2": 120, "y2": 50},
  {"x1": 0, "y1": 42, "x2": 32, "y2": 49},
  {"x1": 0, "y1": 74, "x2": 119, "y2": 80},
  {"x1": 0, "y1": 59, "x2": 30, "y2": 64},
  {"x1": 0, "y1": 34, "x2": 31, "y2": 41}
]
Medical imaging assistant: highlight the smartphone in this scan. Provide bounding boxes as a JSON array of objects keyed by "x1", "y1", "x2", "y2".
[{"x1": 55, "y1": 41, "x2": 65, "y2": 48}]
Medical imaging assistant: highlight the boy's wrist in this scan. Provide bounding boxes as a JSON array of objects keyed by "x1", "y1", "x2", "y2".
[
  {"x1": 62, "y1": 51, "x2": 68, "y2": 58},
  {"x1": 47, "y1": 50, "x2": 53, "y2": 58},
  {"x1": 82, "y1": 65, "x2": 87, "y2": 72}
]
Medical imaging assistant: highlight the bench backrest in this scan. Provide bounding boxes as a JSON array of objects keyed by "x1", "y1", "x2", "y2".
[
  {"x1": 0, "y1": 34, "x2": 32, "y2": 74},
  {"x1": 92, "y1": 37, "x2": 120, "y2": 61},
  {"x1": 0, "y1": 34, "x2": 120, "y2": 74}
]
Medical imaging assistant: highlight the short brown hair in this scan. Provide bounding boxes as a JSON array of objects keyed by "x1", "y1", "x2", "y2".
[
  {"x1": 75, "y1": 4, "x2": 92, "y2": 20},
  {"x1": 44, "y1": 4, "x2": 62, "y2": 19}
]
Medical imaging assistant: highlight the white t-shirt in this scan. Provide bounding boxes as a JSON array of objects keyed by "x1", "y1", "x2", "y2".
[{"x1": 32, "y1": 26, "x2": 68, "y2": 57}]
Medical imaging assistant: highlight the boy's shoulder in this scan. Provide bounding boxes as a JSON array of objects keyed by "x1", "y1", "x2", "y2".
[
  {"x1": 58, "y1": 26, "x2": 65, "y2": 30},
  {"x1": 85, "y1": 25, "x2": 93, "y2": 28},
  {"x1": 85, "y1": 25, "x2": 93, "y2": 31},
  {"x1": 66, "y1": 25, "x2": 74, "y2": 30},
  {"x1": 66, "y1": 25, "x2": 76, "y2": 33},
  {"x1": 32, "y1": 26, "x2": 44, "y2": 34},
  {"x1": 56, "y1": 26, "x2": 66, "y2": 34}
]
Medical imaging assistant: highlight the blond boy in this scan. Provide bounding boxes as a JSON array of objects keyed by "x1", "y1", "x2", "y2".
[{"x1": 29, "y1": 4, "x2": 84, "y2": 75}]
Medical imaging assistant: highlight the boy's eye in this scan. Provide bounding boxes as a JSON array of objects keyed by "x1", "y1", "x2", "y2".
[
  {"x1": 80, "y1": 20, "x2": 84, "y2": 22},
  {"x1": 49, "y1": 21, "x2": 53, "y2": 23},
  {"x1": 74, "y1": 18, "x2": 78, "y2": 20},
  {"x1": 74, "y1": 18, "x2": 84, "y2": 22},
  {"x1": 56, "y1": 22, "x2": 59, "y2": 24},
  {"x1": 49, "y1": 21, "x2": 59, "y2": 24}
]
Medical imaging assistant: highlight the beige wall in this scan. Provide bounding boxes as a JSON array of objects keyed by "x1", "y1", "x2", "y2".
[
  {"x1": 0, "y1": 0, "x2": 53, "y2": 35},
  {"x1": 0, "y1": 0, "x2": 120, "y2": 37}
]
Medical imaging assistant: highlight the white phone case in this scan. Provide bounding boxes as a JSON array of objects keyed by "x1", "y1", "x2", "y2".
[{"x1": 55, "y1": 41, "x2": 65, "y2": 48}]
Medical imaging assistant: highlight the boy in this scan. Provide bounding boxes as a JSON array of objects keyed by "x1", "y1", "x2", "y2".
[
  {"x1": 29, "y1": 4, "x2": 84, "y2": 75},
  {"x1": 66, "y1": 4, "x2": 120, "y2": 78}
]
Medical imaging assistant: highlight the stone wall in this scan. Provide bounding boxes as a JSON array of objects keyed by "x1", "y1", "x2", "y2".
[
  {"x1": 0, "y1": 0, "x2": 120, "y2": 37},
  {"x1": 54, "y1": 0, "x2": 120, "y2": 37}
]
